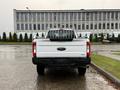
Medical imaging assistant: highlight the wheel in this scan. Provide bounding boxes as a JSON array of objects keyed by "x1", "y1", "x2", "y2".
[
  {"x1": 78, "y1": 67, "x2": 86, "y2": 75},
  {"x1": 37, "y1": 65, "x2": 45, "y2": 75}
]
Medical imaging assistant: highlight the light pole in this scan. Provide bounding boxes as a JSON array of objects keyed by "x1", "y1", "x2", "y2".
[
  {"x1": 26, "y1": 7, "x2": 31, "y2": 23},
  {"x1": 26, "y1": 7, "x2": 33, "y2": 35}
]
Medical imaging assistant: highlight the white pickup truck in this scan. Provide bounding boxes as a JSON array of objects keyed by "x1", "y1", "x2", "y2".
[{"x1": 32, "y1": 28, "x2": 91, "y2": 75}]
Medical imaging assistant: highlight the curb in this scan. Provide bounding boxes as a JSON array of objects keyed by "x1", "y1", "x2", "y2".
[{"x1": 90, "y1": 62, "x2": 120, "y2": 88}]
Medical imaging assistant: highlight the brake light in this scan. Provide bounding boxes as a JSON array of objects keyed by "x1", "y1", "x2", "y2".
[
  {"x1": 86, "y1": 42, "x2": 91, "y2": 57},
  {"x1": 32, "y1": 42, "x2": 36, "y2": 57}
]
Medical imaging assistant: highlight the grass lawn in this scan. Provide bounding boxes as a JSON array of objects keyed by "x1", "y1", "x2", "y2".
[
  {"x1": 91, "y1": 53, "x2": 120, "y2": 80},
  {"x1": 0, "y1": 42, "x2": 32, "y2": 45}
]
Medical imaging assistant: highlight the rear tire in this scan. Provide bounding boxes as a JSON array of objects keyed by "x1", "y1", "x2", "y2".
[
  {"x1": 37, "y1": 65, "x2": 45, "y2": 75},
  {"x1": 78, "y1": 67, "x2": 86, "y2": 75}
]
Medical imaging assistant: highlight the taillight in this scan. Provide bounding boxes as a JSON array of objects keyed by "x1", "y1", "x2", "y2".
[
  {"x1": 86, "y1": 42, "x2": 91, "y2": 57},
  {"x1": 32, "y1": 42, "x2": 36, "y2": 57}
]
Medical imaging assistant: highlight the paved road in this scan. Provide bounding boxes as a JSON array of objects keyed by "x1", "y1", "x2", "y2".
[
  {"x1": 0, "y1": 45, "x2": 118, "y2": 90},
  {"x1": 92, "y1": 44, "x2": 120, "y2": 61}
]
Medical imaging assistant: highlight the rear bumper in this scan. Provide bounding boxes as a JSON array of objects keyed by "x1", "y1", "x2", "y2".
[{"x1": 32, "y1": 57, "x2": 91, "y2": 68}]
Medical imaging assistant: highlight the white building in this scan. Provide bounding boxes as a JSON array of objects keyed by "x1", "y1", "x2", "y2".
[{"x1": 14, "y1": 9, "x2": 120, "y2": 37}]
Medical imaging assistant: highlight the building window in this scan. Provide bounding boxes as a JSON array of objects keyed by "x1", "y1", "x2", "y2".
[
  {"x1": 90, "y1": 13, "x2": 93, "y2": 21},
  {"x1": 111, "y1": 23, "x2": 114, "y2": 29},
  {"x1": 54, "y1": 24, "x2": 56, "y2": 28},
  {"x1": 46, "y1": 24, "x2": 48, "y2": 29},
  {"x1": 41, "y1": 13, "x2": 44, "y2": 22},
  {"x1": 50, "y1": 24, "x2": 52, "y2": 28},
  {"x1": 107, "y1": 23, "x2": 110, "y2": 29},
  {"x1": 33, "y1": 24, "x2": 36, "y2": 30},
  {"x1": 82, "y1": 24, "x2": 85, "y2": 30},
  {"x1": 37, "y1": 13, "x2": 40, "y2": 22},
  {"x1": 74, "y1": 24, "x2": 76, "y2": 29},
  {"x1": 21, "y1": 24, "x2": 24, "y2": 30},
  {"x1": 25, "y1": 13, "x2": 28, "y2": 22},
  {"x1": 90, "y1": 24, "x2": 93, "y2": 29},
  {"x1": 115, "y1": 12, "x2": 118, "y2": 20},
  {"x1": 50, "y1": 13, "x2": 52, "y2": 22},
  {"x1": 111, "y1": 12, "x2": 114, "y2": 20},
  {"x1": 70, "y1": 13, "x2": 73, "y2": 21},
  {"x1": 82, "y1": 13, "x2": 85, "y2": 21},
  {"x1": 62, "y1": 13, "x2": 65, "y2": 21},
  {"x1": 29, "y1": 13, "x2": 32, "y2": 22},
  {"x1": 99, "y1": 23, "x2": 101, "y2": 29},
  {"x1": 17, "y1": 24, "x2": 20, "y2": 30},
  {"x1": 29, "y1": 24, "x2": 32, "y2": 30},
  {"x1": 16, "y1": 13, "x2": 20, "y2": 21},
  {"x1": 99, "y1": 13, "x2": 102, "y2": 21},
  {"x1": 62, "y1": 25, "x2": 64, "y2": 28},
  {"x1": 21, "y1": 13, "x2": 24, "y2": 22},
  {"x1": 58, "y1": 24, "x2": 60, "y2": 28},
  {"x1": 45, "y1": 13, "x2": 48, "y2": 22},
  {"x1": 33, "y1": 13, "x2": 36, "y2": 22},
  {"x1": 42, "y1": 24, "x2": 44, "y2": 30},
  {"x1": 115, "y1": 23, "x2": 118, "y2": 29},
  {"x1": 107, "y1": 12, "x2": 110, "y2": 20},
  {"x1": 94, "y1": 24, "x2": 97, "y2": 29},
  {"x1": 78, "y1": 25, "x2": 81, "y2": 30},
  {"x1": 58, "y1": 13, "x2": 60, "y2": 22},
  {"x1": 95, "y1": 12, "x2": 98, "y2": 21},
  {"x1": 103, "y1": 12, "x2": 106, "y2": 21},
  {"x1": 103, "y1": 23, "x2": 106, "y2": 29},
  {"x1": 86, "y1": 13, "x2": 89, "y2": 21},
  {"x1": 25, "y1": 24, "x2": 28, "y2": 30},
  {"x1": 54, "y1": 13, "x2": 56, "y2": 21},
  {"x1": 66, "y1": 24, "x2": 68, "y2": 28},
  {"x1": 78, "y1": 13, "x2": 81, "y2": 20},
  {"x1": 70, "y1": 25, "x2": 72, "y2": 28},
  {"x1": 66, "y1": 13, "x2": 68, "y2": 21},
  {"x1": 86, "y1": 25, "x2": 89, "y2": 29},
  {"x1": 74, "y1": 13, "x2": 77, "y2": 21},
  {"x1": 38, "y1": 24, "x2": 40, "y2": 30}
]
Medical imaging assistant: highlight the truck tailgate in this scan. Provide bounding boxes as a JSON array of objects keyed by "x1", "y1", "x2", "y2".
[{"x1": 36, "y1": 39, "x2": 87, "y2": 58}]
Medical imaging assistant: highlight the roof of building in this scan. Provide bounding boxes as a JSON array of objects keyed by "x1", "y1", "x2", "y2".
[{"x1": 14, "y1": 9, "x2": 120, "y2": 13}]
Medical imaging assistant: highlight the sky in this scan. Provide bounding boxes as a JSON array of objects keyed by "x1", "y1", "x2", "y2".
[{"x1": 0, "y1": 0, "x2": 120, "y2": 35}]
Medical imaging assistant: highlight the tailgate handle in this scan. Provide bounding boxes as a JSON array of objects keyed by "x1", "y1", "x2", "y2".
[{"x1": 57, "y1": 47, "x2": 66, "y2": 51}]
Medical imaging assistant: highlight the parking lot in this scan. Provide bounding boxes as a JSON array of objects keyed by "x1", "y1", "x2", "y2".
[{"x1": 0, "y1": 45, "x2": 118, "y2": 90}]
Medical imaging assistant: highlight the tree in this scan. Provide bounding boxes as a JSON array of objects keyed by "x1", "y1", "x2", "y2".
[
  {"x1": 24, "y1": 33, "x2": 28, "y2": 42},
  {"x1": 36, "y1": 33, "x2": 39, "y2": 36},
  {"x1": 117, "y1": 34, "x2": 120, "y2": 43},
  {"x1": 42, "y1": 33, "x2": 44, "y2": 38},
  {"x1": 107, "y1": 33, "x2": 110, "y2": 40},
  {"x1": 2, "y1": 32, "x2": 7, "y2": 42},
  {"x1": 19, "y1": 34, "x2": 23, "y2": 42},
  {"x1": 13, "y1": 33, "x2": 17, "y2": 42},
  {"x1": 29, "y1": 34, "x2": 32, "y2": 42},
  {"x1": 8, "y1": 32, "x2": 12, "y2": 42},
  {"x1": 94, "y1": 34, "x2": 98, "y2": 42},
  {"x1": 79, "y1": 33, "x2": 81, "y2": 37},
  {"x1": 100, "y1": 33, "x2": 104, "y2": 42},
  {"x1": 0, "y1": 36, "x2": 1, "y2": 41},
  {"x1": 89, "y1": 34, "x2": 93, "y2": 42},
  {"x1": 111, "y1": 34, "x2": 115, "y2": 42}
]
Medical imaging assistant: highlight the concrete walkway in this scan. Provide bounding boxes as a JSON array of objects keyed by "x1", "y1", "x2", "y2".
[
  {"x1": 92, "y1": 45, "x2": 120, "y2": 61},
  {"x1": 97, "y1": 52, "x2": 120, "y2": 61}
]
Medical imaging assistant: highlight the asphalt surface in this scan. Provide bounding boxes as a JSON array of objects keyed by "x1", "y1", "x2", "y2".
[{"x1": 0, "y1": 45, "x2": 118, "y2": 90}]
